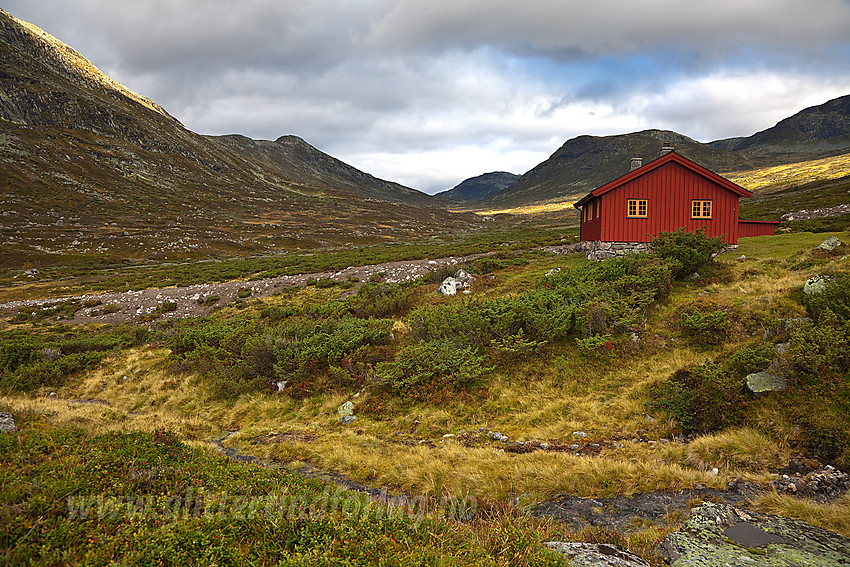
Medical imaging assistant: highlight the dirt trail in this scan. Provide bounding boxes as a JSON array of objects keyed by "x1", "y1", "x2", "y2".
[{"x1": 0, "y1": 252, "x2": 493, "y2": 325}]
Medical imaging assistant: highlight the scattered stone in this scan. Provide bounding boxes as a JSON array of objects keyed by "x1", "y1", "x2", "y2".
[
  {"x1": 804, "y1": 275, "x2": 832, "y2": 295},
  {"x1": 643, "y1": 414, "x2": 656, "y2": 423},
  {"x1": 48, "y1": 392, "x2": 56, "y2": 398},
  {"x1": 781, "y1": 203, "x2": 850, "y2": 222},
  {"x1": 545, "y1": 542, "x2": 649, "y2": 566},
  {"x1": 337, "y1": 401, "x2": 354, "y2": 418},
  {"x1": 573, "y1": 431, "x2": 588, "y2": 439},
  {"x1": 442, "y1": 433, "x2": 455, "y2": 439},
  {"x1": 569, "y1": 444, "x2": 580, "y2": 451},
  {"x1": 454, "y1": 269, "x2": 474, "y2": 283},
  {"x1": 772, "y1": 465, "x2": 850, "y2": 501},
  {"x1": 540, "y1": 442, "x2": 550, "y2": 450},
  {"x1": 657, "y1": 502, "x2": 850, "y2": 566},
  {"x1": 0, "y1": 412, "x2": 16, "y2": 433},
  {"x1": 684, "y1": 272, "x2": 700, "y2": 281},
  {"x1": 746, "y1": 371, "x2": 788, "y2": 395},
  {"x1": 338, "y1": 415, "x2": 357, "y2": 426},
  {"x1": 817, "y1": 236, "x2": 843, "y2": 251},
  {"x1": 736, "y1": 255, "x2": 746, "y2": 260}
]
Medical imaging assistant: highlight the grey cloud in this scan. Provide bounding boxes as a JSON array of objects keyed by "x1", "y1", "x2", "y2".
[{"x1": 4, "y1": 0, "x2": 850, "y2": 194}]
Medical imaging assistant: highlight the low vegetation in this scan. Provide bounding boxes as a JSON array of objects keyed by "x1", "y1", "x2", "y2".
[{"x1": 2, "y1": 226, "x2": 850, "y2": 565}]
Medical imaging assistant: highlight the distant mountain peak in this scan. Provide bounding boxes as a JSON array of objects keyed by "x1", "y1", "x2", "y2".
[{"x1": 436, "y1": 171, "x2": 519, "y2": 201}]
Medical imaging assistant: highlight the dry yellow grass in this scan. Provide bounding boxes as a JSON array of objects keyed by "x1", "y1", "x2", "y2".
[
  {"x1": 685, "y1": 428, "x2": 790, "y2": 473},
  {"x1": 0, "y1": 340, "x2": 751, "y2": 505},
  {"x1": 463, "y1": 201, "x2": 578, "y2": 216},
  {"x1": 729, "y1": 152, "x2": 850, "y2": 192},
  {"x1": 754, "y1": 493, "x2": 850, "y2": 538}
]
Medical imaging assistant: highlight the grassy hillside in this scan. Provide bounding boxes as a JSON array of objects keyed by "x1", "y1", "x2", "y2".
[{"x1": 2, "y1": 227, "x2": 849, "y2": 565}]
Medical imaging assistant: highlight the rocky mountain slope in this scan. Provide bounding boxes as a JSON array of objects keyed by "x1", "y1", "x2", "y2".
[
  {"x1": 436, "y1": 171, "x2": 520, "y2": 201},
  {"x1": 0, "y1": 9, "x2": 476, "y2": 269},
  {"x1": 711, "y1": 94, "x2": 850, "y2": 159}
]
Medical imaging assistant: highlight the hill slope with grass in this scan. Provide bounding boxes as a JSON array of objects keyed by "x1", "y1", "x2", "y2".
[
  {"x1": 0, "y1": 8, "x2": 475, "y2": 270},
  {"x1": 2, "y1": 227, "x2": 849, "y2": 565}
]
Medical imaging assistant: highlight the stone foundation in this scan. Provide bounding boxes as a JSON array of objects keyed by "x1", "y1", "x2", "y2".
[
  {"x1": 579, "y1": 241, "x2": 651, "y2": 260},
  {"x1": 579, "y1": 240, "x2": 738, "y2": 261}
]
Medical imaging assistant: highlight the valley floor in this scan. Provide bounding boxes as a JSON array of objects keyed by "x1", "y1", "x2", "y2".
[{"x1": 2, "y1": 230, "x2": 850, "y2": 565}]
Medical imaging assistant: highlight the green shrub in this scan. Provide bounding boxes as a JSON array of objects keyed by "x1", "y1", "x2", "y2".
[
  {"x1": 159, "y1": 301, "x2": 177, "y2": 313},
  {"x1": 803, "y1": 274, "x2": 850, "y2": 323},
  {"x1": 804, "y1": 426, "x2": 849, "y2": 466},
  {"x1": 680, "y1": 306, "x2": 728, "y2": 346},
  {"x1": 787, "y1": 309, "x2": 850, "y2": 377},
  {"x1": 651, "y1": 362, "x2": 748, "y2": 434},
  {"x1": 650, "y1": 343, "x2": 773, "y2": 434},
  {"x1": 650, "y1": 228, "x2": 726, "y2": 279},
  {"x1": 167, "y1": 315, "x2": 393, "y2": 399},
  {"x1": 349, "y1": 282, "x2": 417, "y2": 319},
  {"x1": 375, "y1": 341, "x2": 491, "y2": 393},
  {"x1": 0, "y1": 326, "x2": 142, "y2": 392}
]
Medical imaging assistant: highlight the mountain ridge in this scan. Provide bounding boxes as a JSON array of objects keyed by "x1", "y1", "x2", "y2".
[
  {"x1": 1, "y1": 8, "x2": 479, "y2": 269},
  {"x1": 436, "y1": 171, "x2": 520, "y2": 201}
]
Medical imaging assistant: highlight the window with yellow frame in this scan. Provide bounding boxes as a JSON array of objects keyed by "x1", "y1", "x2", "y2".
[
  {"x1": 627, "y1": 199, "x2": 647, "y2": 218},
  {"x1": 691, "y1": 200, "x2": 712, "y2": 219}
]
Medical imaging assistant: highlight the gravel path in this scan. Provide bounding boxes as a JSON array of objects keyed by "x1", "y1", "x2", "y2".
[{"x1": 0, "y1": 253, "x2": 492, "y2": 325}]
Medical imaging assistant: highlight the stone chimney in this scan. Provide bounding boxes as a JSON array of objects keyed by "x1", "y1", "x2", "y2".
[
  {"x1": 630, "y1": 157, "x2": 643, "y2": 171},
  {"x1": 660, "y1": 145, "x2": 674, "y2": 156}
]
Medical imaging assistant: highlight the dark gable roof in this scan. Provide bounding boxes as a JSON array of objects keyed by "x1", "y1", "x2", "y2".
[{"x1": 574, "y1": 151, "x2": 752, "y2": 209}]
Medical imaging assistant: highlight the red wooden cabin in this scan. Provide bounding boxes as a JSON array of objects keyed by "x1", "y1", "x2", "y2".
[{"x1": 574, "y1": 151, "x2": 777, "y2": 248}]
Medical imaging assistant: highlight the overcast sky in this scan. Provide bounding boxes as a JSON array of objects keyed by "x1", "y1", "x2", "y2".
[{"x1": 7, "y1": 1, "x2": 850, "y2": 194}]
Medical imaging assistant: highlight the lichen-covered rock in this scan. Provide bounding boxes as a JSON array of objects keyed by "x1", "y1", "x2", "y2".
[
  {"x1": 338, "y1": 415, "x2": 357, "y2": 425},
  {"x1": 803, "y1": 275, "x2": 832, "y2": 295},
  {"x1": 657, "y1": 502, "x2": 850, "y2": 566},
  {"x1": 0, "y1": 412, "x2": 16, "y2": 433},
  {"x1": 817, "y1": 236, "x2": 843, "y2": 251},
  {"x1": 545, "y1": 542, "x2": 649, "y2": 566},
  {"x1": 746, "y1": 371, "x2": 788, "y2": 395},
  {"x1": 337, "y1": 401, "x2": 354, "y2": 418}
]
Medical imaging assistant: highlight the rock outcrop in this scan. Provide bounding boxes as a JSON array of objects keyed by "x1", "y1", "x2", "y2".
[
  {"x1": 745, "y1": 370, "x2": 788, "y2": 396},
  {"x1": 545, "y1": 542, "x2": 649, "y2": 566},
  {"x1": 0, "y1": 411, "x2": 16, "y2": 433},
  {"x1": 817, "y1": 236, "x2": 844, "y2": 251},
  {"x1": 803, "y1": 275, "x2": 832, "y2": 295},
  {"x1": 438, "y1": 269, "x2": 474, "y2": 295},
  {"x1": 657, "y1": 503, "x2": 850, "y2": 566}
]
